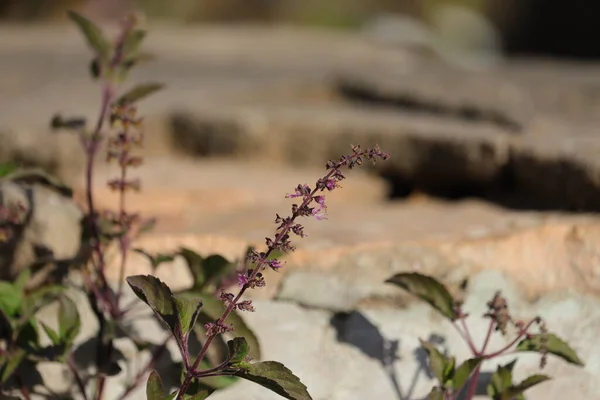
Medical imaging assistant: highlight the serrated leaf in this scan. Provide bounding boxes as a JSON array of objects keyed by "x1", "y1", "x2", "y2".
[
  {"x1": 40, "y1": 322, "x2": 61, "y2": 346},
  {"x1": 147, "y1": 370, "x2": 166, "y2": 400},
  {"x1": 420, "y1": 339, "x2": 448, "y2": 384},
  {"x1": 235, "y1": 361, "x2": 312, "y2": 400},
  {"x1": 67, "y1": 11, "x2": 111, "y2": 62},
  {"x1": 116, "y1": 82, "x2": 164, "y2": 106},
  {"x1": 503, "y1": 374, "x2": 551, "y2": 398},
  {"x1": 426, "y1": 387, "x2": 444, "y2": 400},
  {"x1": 452, "y1": 357, "x2": 483, "y2": 391},
  {"x1": 386, "y1": 273, "x2": 458, "y2": 321},
  {"x1": 516, "y1": 333, "x2": 584, "y2": 366},
  {"x1": 58, "y1": 296, "x2": 81, "y2": 344},
  {"x1": 228, "y1": 337, "x2": 250, "y2": 364},
  {"x1": 133, "y1": 248, "x2": 175, "y2": 271}
]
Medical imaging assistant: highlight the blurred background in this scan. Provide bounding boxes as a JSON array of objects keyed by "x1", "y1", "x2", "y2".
[{"x1": 1, "y1": 0, "x2": 600, "y2": 60}]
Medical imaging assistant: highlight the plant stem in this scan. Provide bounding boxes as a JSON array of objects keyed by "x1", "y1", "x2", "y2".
[
  {"x1": 464, "y1": 365, "x2": 481, "y2": 400},
  {"x1": 480, "y1": 319, "x2": 496, "y2": 355},
  {"x1": 484, "y1": 319, "x2": 537, "y2": 359},
  {"x1": 176, "y1": 161, "x2": 352, "y2": 400},
  {"x1": 116, "y1": 337, "x2": 170, "y2": 400},
  {"x1": 68, "y1": 355, "x2": 90, "y2": 400},
  {"x1": 452, "y1": 320, "x2": 477, "y2": 354}
]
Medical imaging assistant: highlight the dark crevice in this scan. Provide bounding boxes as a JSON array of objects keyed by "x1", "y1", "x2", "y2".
[
  {"x1": 336, "y1": 80, "x2": 524, "y2": 133},
  {"x1": 378, "y1": 160, "x2": 600, "y2": 212}
]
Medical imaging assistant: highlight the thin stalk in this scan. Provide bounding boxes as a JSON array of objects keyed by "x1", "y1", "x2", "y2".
[
  {"x1": 116, "y1": 337, "x2": 170, "y2": 400},
  {"x1": 68, "y1": 356, "x2": 90, "y2": 400}
]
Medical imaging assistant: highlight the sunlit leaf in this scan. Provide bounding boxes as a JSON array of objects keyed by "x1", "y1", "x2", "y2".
[
  {"x1": 386, "y1": 273, "x2": 458, "y2": 321},
  {"x1": 420, "y1": 339, "x2": 447, "y2": 384},
  {"x1": 452, "y1": 357, "x2": 483, "y2": 391},
  {"x1": 516, "y1": 333, "x2": 584, "y2": 366},
  {"x1": 228, "y1": 337, "x2": 250, "y2": 364},
  {"x1": 235, "y1": 361, "x2": 312, "y2": 400}
]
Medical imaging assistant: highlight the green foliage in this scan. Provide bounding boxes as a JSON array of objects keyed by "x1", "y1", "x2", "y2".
[
  {"x1": 67, "y1": 11, "x2": 111, "y2": 63},
  {"x1": 234, "y1": 361, "x2": 313, "y2": 400},
  {"x1": 126, "y1": 275, "x2": 203, "y2": 353},
  {"x1": 0, "y1": 271, "x2": 71, "y2": 387},
  {"x1": 386, "y1": 272, "x2": 458, "y2": 321},
  {"x1": 116, "y1": 83, "x2": 165, "y2": 106},
  {"x1": 516, "y1": 333, "x2": 585, "y2": 366},
  {"x1": 486, "y1": 360, "x2": 550, "y2": 400},
  {"x1": 387, "y1": 272, "x2": 585, "y2": 400}
]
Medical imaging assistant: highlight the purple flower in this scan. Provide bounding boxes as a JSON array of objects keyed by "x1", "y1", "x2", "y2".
[
  {"x1": 286, "y1": 184, "x2": 311, "y2": 199},
  {"x1": 268, "y1": 259, "x2": 284, "y2": 271},
  {"x1": 312, "y1": 195, "x2": 328, "y2": 220},
  {"x1": 237, "y1": 273, "x2": 250, "y2": 287}
]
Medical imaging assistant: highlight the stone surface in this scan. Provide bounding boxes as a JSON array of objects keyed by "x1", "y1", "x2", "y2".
[{"x1": 0, "y1": 176, "x2": 83, "y2": 288}]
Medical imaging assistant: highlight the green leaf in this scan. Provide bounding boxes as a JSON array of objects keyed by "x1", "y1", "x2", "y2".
[
  {"x1": 487, "y1": 360, "x2": 517, "y2": 398},
  {"x1": 0, "y1": 162, "x2": 18, "y2": 178},
  {"x1": 516, "y1": 333, "x2": 584, "y2": 366},
  {"x1": 503, "y1": 374, "x2": 551, "y2": 399},
  {"x1": 116, "y1": 82, "x2": 164, "y2": 106},
  {"x1": 40, "y1": 322, "x2": 61, "y2": 346},
  {"x1": 443, "y1": 356, "x2": 456, "y2": 382},
  {"x1": 386, "y1": 273, "x2": 458, "y2": 321},
  {"x1": 173, "y1": 296, "x2": 202, "y2": 336},
  {"x1": 235, "y1": 361, "x2": 312, "y2": 400},
  {"x1": 146, "y1": 370, "x2": 166, "y2": 400},
  {"x1": 126, "y1": 275, "x2": 203, "y2": 350},
  {"x1": 13, "y1": 269, "x2": 30, "y2": 294},
  {"x1": 228, "y1": 337, "x2": 250, "y2": 364},
  {"x1": 15, "y1": 319, "x2": 40, "y2": 350},
  {"x1": 133, "y1": 248, "x2": 175, "y2": 271},
  {"x1": 0, "y1": 349, "x2": 25, "y2": 384},
  {"x1": 420, "y1": 339, "x2": 448, "y2": 384},
  {"x1": 67, "y1": 11, "x2": 111, "y2": 62},
  {"x1": 0, "y1": 282, "x2": 22, "y2": 317},
  {"x1": 191, "y1": 292, "x2": 261, "y2": 360},
  {"x1": 21, "y1": 285, "x2": 65, "y2": 320},
  {"x1": 425, "y1": 387, "x2": 444, "y2": 400},
  {"x1": 178, "y1": 249, "x2": 235, "y2": 292},
  {"x1": 452, "y1": 357, "x2": 483, "y2": 391},
  {"x1": 58, "y1": 296, "x2": 81, "y2": 344},
  {"x1": 127, "y1": 275, "x2": 178, "y2": 331}
]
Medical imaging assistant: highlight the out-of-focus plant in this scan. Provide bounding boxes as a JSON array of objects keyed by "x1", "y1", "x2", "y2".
[{"x1": 386, "y1": 273, "x2": 585, "y2": 400}]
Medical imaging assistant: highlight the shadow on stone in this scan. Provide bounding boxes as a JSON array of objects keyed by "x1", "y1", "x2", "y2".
[{"x1": 331, "y1": 311, "x2": 447, "y2": 400}]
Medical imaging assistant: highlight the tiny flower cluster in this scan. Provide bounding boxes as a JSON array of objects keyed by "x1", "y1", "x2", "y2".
[{"x1": 208, "y1": 145, "x2": 389, "y2": 338}]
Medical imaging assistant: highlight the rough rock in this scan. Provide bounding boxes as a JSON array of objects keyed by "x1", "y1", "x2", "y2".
[{"x1": 0, "y1": 174, "x2": 83, "y2": 288}]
